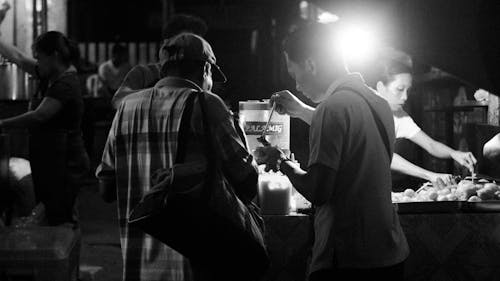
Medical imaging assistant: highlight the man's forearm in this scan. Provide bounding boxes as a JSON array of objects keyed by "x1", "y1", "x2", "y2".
[
  {"x1": 279, "y1": 160, "x2": 311, "y2": 200},
  {"x1": 299, "y1": 105, "x2": 315, "y2": 125},
  {"x1": 0, "y1": 37, "x2": 36, "y2": 75},
  {"x1": 427, "y1": 141, "x2": 455, "y2": 159},
  {"x1": 0, "y1": 111, "x2": 40, "y2": 128},
  {"x1": 280, "y1": 161, "x2": 337, "y2": 205}
]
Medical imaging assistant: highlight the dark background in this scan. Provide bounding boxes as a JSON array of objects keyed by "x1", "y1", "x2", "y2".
[
  {"x1": 66, "y1": 0, "x2": 500, "y2": 173},
  {"x1": 67, "y1": 0, "x2": 500, "y2": 102}
]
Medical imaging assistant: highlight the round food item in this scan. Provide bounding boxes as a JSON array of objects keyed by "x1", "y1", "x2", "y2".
[
  {"x1": 457, "y1": 181, "x2": 475, "y2": 192},
  {"x1": 484, "y1": 183, "x2": 499, "y2": 191},
  {"x1": 446, "y1": 193, "x2": 459, "y2": 201},
  {"x1": 401, "y1": 196, "x2": 412, "y2": 203},
  {"x1": 468, "y1": 196, "x2": 482, "y2": 202},
  {"x1": 437, "y1": 195, "x2": 449, "y2": 201},
  {"x1": 458, "y1": 180, "x2": 474, "y2": 189},
  {"x1": 428, "y1": 191, "x2": 438, "y2": 201},
  {"x1": 438, "y1": 188, "x2": 451, "y2": 195},
  {"x1": 403, "y1": 189, "x2": 416, "y2": 198},
  {"x1": 495, "y1": 191, "x2": 500, "y2": 200},
  {"x1": 477, "y1": 186, "x2": 497, "y2": 200}
]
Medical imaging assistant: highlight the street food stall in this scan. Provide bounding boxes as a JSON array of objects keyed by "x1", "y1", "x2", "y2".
[
  {"x1": 237, "y1": 45, "x2": 500, "y2": 281},
  {"x1": 2, "y1": 0, "x2": 500, "y2": 280}
]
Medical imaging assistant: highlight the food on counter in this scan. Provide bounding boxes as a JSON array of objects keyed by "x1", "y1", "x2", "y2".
[
  {"x1": 477, "y1": 184, "x2": 497, "y2": 200},
  {"x1": 392, "y1": 179, "x2": 500, "y2": 202},
  {"x1": 468, "y1": 196, "x2": 482, "y2": 202}
]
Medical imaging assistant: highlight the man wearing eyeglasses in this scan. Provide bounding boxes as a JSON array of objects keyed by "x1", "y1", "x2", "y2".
[{"x1": 96, "y1": 33, "x2": 258, "y2": 281}]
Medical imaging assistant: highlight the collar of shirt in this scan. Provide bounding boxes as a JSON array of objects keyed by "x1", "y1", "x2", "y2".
[
  {"x1": 154, "y1": 77, "x2": 203, "y2": 91},
  {"x1": 325, "y1": 72, "x2": 365, "y2": 97}
]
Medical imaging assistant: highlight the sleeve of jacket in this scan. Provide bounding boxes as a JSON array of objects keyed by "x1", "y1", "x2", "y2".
[{"x1": 203, "y1": 92, "x2": 259, "y2": 202}]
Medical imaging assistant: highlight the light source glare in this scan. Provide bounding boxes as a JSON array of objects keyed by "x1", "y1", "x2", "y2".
[
  {"x1": 317, "y1": 11, "x2": 339, "y2": 24},
  {"x1": 338, "y1": 24, "x2": 379, "y2": 64}
]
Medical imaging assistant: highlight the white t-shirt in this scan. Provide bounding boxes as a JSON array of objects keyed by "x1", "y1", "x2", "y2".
[
  {"x1": 98, "y1": 60, "x2": 132, "y2": 92},
  {"x1": 393, "y1": 109, "x2": 421, "y2": 139}
]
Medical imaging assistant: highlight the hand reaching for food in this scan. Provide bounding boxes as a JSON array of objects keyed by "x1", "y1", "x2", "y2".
[
  {"x1": 450, "y1": 150, "x2": 477, "y2": 174},
  {"x1": 428, "y1": 172, "x2": 454, "y2": 187}
]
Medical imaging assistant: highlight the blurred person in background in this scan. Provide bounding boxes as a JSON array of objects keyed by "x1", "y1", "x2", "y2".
[
  {"x1": 0, "y1": 19, "x2": 90, "y2": 227},
  {"x1": 111, "y1": 14, "x2": 208, "y2": 108},
  {"x1": 98, "y1": 43, "x2": 131, "y2": 97},
  {"x1": 256, "y1": 22, "x2": 408, "y2": 281}
]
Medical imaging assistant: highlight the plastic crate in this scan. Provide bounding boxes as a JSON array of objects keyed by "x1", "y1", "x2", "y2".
[{"x1": 0, "y1": 226, "x2": 80, "y2": 281}]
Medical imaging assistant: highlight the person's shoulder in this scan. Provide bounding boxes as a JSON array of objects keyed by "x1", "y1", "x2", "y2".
[
  {"x1": 49, "y1": 73, "x2": 80, "y2": 93},
  {"x1": 121, "y1": 87, "x2": 154, "y2": 106},
  {"x1": 130, "y1": 63, "x2": 155, "y2": 73},
  {"x1": 393, "y1": 108, "x2": 411, "y2": 119},
  {"x1": 127, "y1": 64, "x2": 160, "y2": 79},
  {"x1": 321, "y1": 88, "x2": 363, "y2": 112},
  {"x1": 200, "y1": 91, "x2": 231, "y2": 119},
  {"x1": 98, "y1": 60, "x2": 112, "y2": 69}
]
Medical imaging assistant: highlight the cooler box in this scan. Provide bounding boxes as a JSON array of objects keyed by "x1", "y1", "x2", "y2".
[{"x1": 0, "y1": 226, "x2": 80, "y2": 281}]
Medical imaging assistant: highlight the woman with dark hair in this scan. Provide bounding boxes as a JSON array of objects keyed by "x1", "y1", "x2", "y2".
[
  {"x1": 271, "y1": 45, "x2": 477, "y2": 186},
  {"x1": 366, "y1": 50, "x2": 477, "y2": 185},
  {"x1": 0, "y1": 29, "x2": 90, "y2": 227}
]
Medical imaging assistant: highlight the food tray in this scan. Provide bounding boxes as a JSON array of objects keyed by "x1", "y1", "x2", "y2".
[{"x1": 394, "y1": 201, "x2": 500, "y2": 214}]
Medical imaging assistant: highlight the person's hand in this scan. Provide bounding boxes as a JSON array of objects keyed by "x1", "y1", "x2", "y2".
[
  {"x1": 427, "y1": 172, "x2": 454, "y2": 187},
  {"x1": 270, "y1": 90, "x2": 307, "y2": 119},
  {"x1": 253, "y1": 145, "x2": 286, "y2": 172},
  {"x1": 450, "y1": 150, "x2": 477, "y2": 174}
]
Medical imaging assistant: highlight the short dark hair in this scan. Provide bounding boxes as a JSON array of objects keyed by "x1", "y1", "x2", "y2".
[
  {"x1": 32, "y1": 31, "x2": 80, "y2": 66},
  {"x1": 363, "y1": 50, "x2": 413, "y2": 88},
  {"x1": 163, "y1": 14, "x2": 208, "y2": 39},
  {"x1": 283, "y1": 22, "x2": 340, "y2": 65}
]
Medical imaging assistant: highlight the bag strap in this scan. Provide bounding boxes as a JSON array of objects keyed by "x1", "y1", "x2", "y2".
[
  {"x1": 196, "y1": 91, "x2": 218, "y2": 200},
  {"x1": 336, "y1": 86, "x2": 392, "y2": 159},
  {"x1": 174, "y1": 92, "x2": 198, "y2": 164}
]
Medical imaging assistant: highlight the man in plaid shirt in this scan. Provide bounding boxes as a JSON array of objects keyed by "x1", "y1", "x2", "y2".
[{"x1": 96, "y1": 33, "x2": 259, "y2": 281}]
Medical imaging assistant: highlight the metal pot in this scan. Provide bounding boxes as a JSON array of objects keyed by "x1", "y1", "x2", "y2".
[{"x1": 0, "y1": 59, "x2": 33, "y2": 100}]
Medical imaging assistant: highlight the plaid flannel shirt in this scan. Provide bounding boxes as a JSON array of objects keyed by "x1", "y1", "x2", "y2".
[{"x1": 96, "y1": 77, "x2": 258, "y2": 281}]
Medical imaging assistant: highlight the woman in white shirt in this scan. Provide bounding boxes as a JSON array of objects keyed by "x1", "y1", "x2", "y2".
[
  {"x1": 270, "y1": 51, "x2": 476, "y2": 185},
  {"x1": 371, "y1": 53, "x2": 476, "y2": 184}
]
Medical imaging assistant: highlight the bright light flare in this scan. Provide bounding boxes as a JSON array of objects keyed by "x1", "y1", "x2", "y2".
[
  {"x1": 337, "y1": 24, "x2": 379, "y2": 65},
  {"x1": 317, "y1": 11, "x2": 339, "y2": 24}
]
